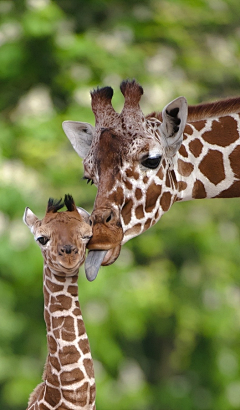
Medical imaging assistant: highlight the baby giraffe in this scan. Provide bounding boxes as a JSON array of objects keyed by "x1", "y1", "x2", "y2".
[{"x1": 23, "y1": 194, "x2": 96, "y2": 410}]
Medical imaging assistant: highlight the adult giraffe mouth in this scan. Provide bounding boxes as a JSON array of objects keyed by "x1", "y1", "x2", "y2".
[{"x1": 85, "y1": 245, "x2": 121, "y2": 281}]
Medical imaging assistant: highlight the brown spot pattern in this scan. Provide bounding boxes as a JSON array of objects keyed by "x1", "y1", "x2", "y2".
[
  {"x1": 49, "y1": 356, "x2": 61, "y2": 372},
  {"x1": 41, "y1": 403, "x2": 52, "y2": 410},
  {"x1": 192, "y1": 119, "x2": 206, "y2": 131},
  {"x1": 44, "y1": 309, "x2": 51, "y2": 329},
  {"x1": 189, "y1": 139, "x2": 203, "y2": 157},
  {"x1": 46, "y1": 279, "x2": 64, "y2": 293},
  {"x1": 215, "y1": 180, "x2": 240, "y2": 198},
  {"x1": 61, "y1": 328, "x2": 76, "y2": 342},
  {"x1": 122, "y1": 198, "x2": 133, "y2": 225},
  {"x1": 79, "y1": 338, "x2": 90, "y2": 355},
  {"x1": 45, "y1": 363, "x2": 59, "y2": 386},
  {"x1": 155, "y1": 209, "x2": 160, "y2": 220},
  {"x1": 55, "y1": 275, "x2": 66, "y2": 282},
  {"x1": 125, "y1": 180, "x2": 132, "y2": 190},
  {"x1": 199, "y1": 150, "x2": 225, "y2": 185},
  {"x1": 135, "y1": 204, "x2": 144, "y2": 219},
  {"x1": 184, "y1": 124, "x2": 193, "y2": 135},
  {"x1": 45, "y1": 385, "x2": 61, "y2": 407},
  {"x1": 192, "y1": 180, "x2": 207, "y2": 199},
  {"x1": 178, "y1": 159, "x2": 194, "y2": 177},
  {"x1": 125, "y1": 167, "x2": 139, "y2": 180},
  {"x1": 178, "y1": 181, "x2": 187, "y2": 191},
  {"x1": 50, "y1": 295, "x2": 72, "y2": 313},
  {"x1": 77, "y1": 318, "x2": 86, "y2": 336},
  {"x1": 179, "y1": 145, "x2": 188, "y2": 158},
  {"x1": 67, "y1": 285, "x2": 78, "y2": 296},
  {"x1": 157, "y1": 167, "x2": 164, "y2": 180},
  {"x1": 203, "y1": 116, "x2": 239, "y2": 147},
  {"x1": 160, "y1": 192, "x2": 172, "y2": 212},
  {"x1": 144, "y1": 218, "x2": 152, "y2": 231},
  {"x1": 229, "y1": 145, "x2": 240, "y2": 179},
  {"x1": 60, "y1": 368, "x2": 84, "y2": 386},
  {"x1": 62, "y1": 382, "x2": 88, "y2": 406},
  {"x1": 145, "y1": 182, "x2": 162, "y2": 213},
  {"x1": 83, "y1": 358, "x2": 95, "y2": 378},
  {"x1": 125, "y1": 224, "x2": 142, "y2": 238},
  {"x1": 52, "y1": 316, "x2": 64, "y2": 330},
  {"x1": 59, "y1": 345, "x2": 81, "y2": 366},
  {"x1": 115, "y1": 186, "x2": 124, "y2": 202},
  {"x1": 90, "y1": 384, "x2": 96, "y2": 402},
  {"x1": 47, "y1": 335, "x2": 57, "y2": 353},
  {"x1": 135, "y1": 188, "x2": 142, "y2": 200}
]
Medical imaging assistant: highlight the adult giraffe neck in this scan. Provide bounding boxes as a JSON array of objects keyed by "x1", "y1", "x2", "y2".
[{"x1": 176, "y1": 114, "x2": 240, "y2": 202}]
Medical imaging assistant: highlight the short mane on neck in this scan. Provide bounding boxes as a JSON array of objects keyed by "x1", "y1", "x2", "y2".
[{"x1": 147, "y1": 96, "x2": 240, "y2": 123}]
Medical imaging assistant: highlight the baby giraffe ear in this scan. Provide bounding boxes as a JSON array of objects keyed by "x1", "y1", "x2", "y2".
[
  {"x1": 23, "y1": 207, "x2": 38, "y2": 231},
  {"x1": 160, "y1": 96, "x2": 188, "y2": 157},
  {"x1": 62, "y1": 121, "x2": 95, "y2": 159},
  {"x1": 76, "y1": 206, "x2": 90, "y2": 223}
]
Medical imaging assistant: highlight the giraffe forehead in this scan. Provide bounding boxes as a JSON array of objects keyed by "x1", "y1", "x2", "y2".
[
  {"x1": 36, "y1": 214, "x2": 84, "y2": 237},
  {"x1": 84, "y1": 125, "x2": 162, "y2": 178}
]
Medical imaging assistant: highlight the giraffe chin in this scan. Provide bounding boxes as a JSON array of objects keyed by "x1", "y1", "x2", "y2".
[
  {"x1": 85, "y1": 245, "x2": 121, "y2": 281},
  {"x1": 52, "y1": 260, "x2": 84, "y2": 276}
]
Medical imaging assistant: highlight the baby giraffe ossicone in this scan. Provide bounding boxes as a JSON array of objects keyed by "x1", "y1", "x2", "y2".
[{"x1": 23, "y1": 194, "x2": 96, "y2": 410}]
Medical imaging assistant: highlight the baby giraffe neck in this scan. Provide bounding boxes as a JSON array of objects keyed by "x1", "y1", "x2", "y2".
[{"x1": 34, "y1": 265, "x2": 96, "y2": 410}]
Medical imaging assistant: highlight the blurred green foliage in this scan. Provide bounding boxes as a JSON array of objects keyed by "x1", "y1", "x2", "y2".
[{"x1": 1, "y1": 0, "x2": 240, "y2": 409}]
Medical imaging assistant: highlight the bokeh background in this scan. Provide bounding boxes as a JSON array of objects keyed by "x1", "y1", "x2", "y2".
[{"x1": 1, "y1": 0, "x2": 240, "y2": 409}]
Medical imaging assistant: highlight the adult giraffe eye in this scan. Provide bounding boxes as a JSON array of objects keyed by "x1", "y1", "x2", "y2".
[
  {"x1": 141, "y1": 155, "x2": 161, "y2": 169},
  {"x1": 37, "y1": 236, "x2": 49, "y2": 246}
]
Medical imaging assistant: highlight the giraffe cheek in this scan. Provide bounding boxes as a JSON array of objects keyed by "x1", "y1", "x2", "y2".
[
  {"x1": 145, "y1": 183, "x2": 162, "y2": 213},
  {"x1": 160, "y1": 191, "x2": 172, "y2": 212},
  {"x1": 122, "y1": 198, "x2": 134, "y2": 225}
]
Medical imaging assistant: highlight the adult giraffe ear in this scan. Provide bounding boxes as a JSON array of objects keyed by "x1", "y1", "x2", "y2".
[
  {"x1": 160, "y1": 96, "x2": 188, "y2": 157},
  {"x1": 62, "y1": 121, "x2": 95, "y2": 159},
  {"x1": 23, "y1": 207, "x2": 38, "y2": 231}
]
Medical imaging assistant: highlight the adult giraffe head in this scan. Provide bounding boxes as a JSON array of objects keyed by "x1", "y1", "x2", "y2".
[{"x1": 63, "y1": 80, "x2": 188, "y2": 278}]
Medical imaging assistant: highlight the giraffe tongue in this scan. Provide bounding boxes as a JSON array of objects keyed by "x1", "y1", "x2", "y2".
[{"x1": 85, "y1": 250, "x2": 108, "y2": 281}]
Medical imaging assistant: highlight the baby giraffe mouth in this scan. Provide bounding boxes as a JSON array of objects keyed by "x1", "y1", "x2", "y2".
[{"x1": 54, "y1": 257, "x2": 84, "y2": 276}]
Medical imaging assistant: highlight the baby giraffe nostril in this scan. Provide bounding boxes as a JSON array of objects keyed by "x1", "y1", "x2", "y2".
[
  {"x1": 58, "y1": 245, "x2": 76, "y2": 255},
  {"x1": 65, "y1": 245, "x2": 72, "y2": 254}
]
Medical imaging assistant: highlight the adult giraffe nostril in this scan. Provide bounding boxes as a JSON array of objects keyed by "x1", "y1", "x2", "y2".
[
  {"x1": 103, "y1": 209, "x2": 114, "y2": 224},
  {"x1": 105, "y1": 213, "x2": 112, "y2": 223}
]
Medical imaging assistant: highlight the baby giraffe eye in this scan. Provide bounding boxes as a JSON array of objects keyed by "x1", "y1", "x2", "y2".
[
  {"x1": 141, "y1": 155, "x2": 162, "y2": 169},
  {"x1": 37, "y1": 236, "x2": 49, "y2": 246}
]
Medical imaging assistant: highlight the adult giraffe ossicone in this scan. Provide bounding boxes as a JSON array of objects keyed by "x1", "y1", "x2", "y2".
[
  {"x1": 63, "y1": 80, "x2": 240, "y2": 279},
  {"x1": 23, "y1": 195, "x2": 96, "y2": 409}
]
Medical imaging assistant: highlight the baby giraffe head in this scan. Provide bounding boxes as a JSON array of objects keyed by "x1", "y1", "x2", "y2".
[{"x1": 23, "y1": 194, "x2": 92, "y2": 277}]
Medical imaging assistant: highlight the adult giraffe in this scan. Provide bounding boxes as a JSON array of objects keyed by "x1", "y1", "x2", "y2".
[{"x1": 63, "y1": 80, "x2": 240, "y2": 280}]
